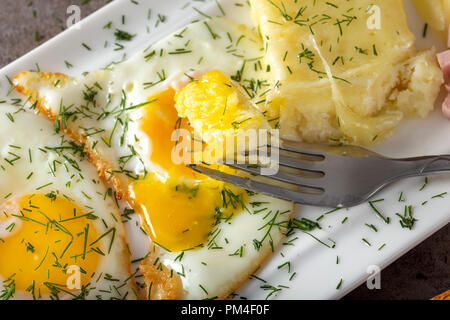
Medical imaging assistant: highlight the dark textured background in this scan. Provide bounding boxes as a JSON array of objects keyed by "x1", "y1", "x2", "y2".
[{"x1": 0, "y1": 0, "x2": 448, "y2": 300}]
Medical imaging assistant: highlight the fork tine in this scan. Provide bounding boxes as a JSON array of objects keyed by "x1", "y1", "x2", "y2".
[
  {"x1": 278, "y1": 154, "x2": 325, "y2": 172},
  {"x1": 280, "y1": 140, "x2": 380, "y2": 158},
  {"x1": 188, "y1": 164, "x2": 323, "y2": 205},
  {"x1": 279, "y1": 141, "x2": 326, "y2": 158},
  {"x1": 224, "y1": 163, "x2": 324, "y2": 190}
]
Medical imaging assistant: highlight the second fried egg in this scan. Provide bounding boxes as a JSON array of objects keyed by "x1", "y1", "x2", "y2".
[{"x1": 0, "y1": 104, "x2": 136, "y2": 300}]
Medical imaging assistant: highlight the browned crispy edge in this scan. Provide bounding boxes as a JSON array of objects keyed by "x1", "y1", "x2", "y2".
[
  {"x1": 431, "y1": 290, "x2": 450, "y2": 300},
  {"x1": 139, "y1": 244, "x2": 184, "y2": 299},
  {"x1": 139, "y1": 220, "x2": 294, "y2": 300},
  {"x1": 13, "y1": 71, "x2": 142, "y2": 299}
]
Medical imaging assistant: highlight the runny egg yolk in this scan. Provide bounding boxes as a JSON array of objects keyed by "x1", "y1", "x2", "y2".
[
  {"x1": 131, "y1": 88, "x2": 247, "y2": 252},
  {"x1": 0, "y1": 194, "x2": 100, "y2": 297}
]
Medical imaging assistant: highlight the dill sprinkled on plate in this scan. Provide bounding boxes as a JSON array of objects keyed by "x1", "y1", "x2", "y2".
[
  {"x1": 260, "y1": 283, "x2": 288, "y2": 300},
  {"x1": 396, "y1": 205, "x2": 417, "y2": 230},
  {"x1": 290, "y1": 217, "x2": 320, "y2": 231},
  {"x1": 81, "y1": 43, "x2": 92, "y2": 51},
  {"x1": 114, "y1": 29, "x2": 135, "y2": 41},
  {"x1": 336, "y1": 278, "x2": 343, "y2": 290},
  {"x1": 368, "y1": 200, "x2": 390, "y2": 224},
  {"x1": 431, "y1": 192, "x2": 447, "y2": 199},
  {"x1": 419, "y1": 177, "x2": 428, "y2": 191},
  {"x1": 365, "y1": 223, "x2": 378, "y2": 232},
  {"x1": 324, "y1": 207, "x2": 342, "y2": 215},
  {"x1": 277, "y1": 261, "x2": 291, "y2": 273},
  {"x1": 301, "y1": 231, "x2": 334, "y2": 248}
]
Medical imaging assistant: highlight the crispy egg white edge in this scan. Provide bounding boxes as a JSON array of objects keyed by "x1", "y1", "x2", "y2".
[
  {"x1": 158, "y1": 193, "x2": 294, "y2": 300},
  {"x1": 0, "y1": 104, "x2": 137, "y2": 300}
]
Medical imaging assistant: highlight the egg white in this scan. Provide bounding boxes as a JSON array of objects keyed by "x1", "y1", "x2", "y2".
[
  {"x1": 158, "y1": 193, "x2": 293, "y2": 300},
  {"x1": 0, "y1": 104, "x2": 137, "y2": 300}
]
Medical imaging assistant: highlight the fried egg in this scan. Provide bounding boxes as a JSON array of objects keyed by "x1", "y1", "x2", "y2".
[
  {"x1": 0, "y1": 104, "x2": 136, "y2": 300},
  {"x1": 13, "y1": 18, "x2": 295, "y2": 299}
]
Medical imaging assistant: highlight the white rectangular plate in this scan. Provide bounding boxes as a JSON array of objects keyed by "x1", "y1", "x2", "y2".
[{"x1": 1, "y1": 0, "x2": 449, "y2": 300}]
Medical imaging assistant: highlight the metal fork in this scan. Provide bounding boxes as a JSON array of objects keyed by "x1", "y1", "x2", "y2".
[{"x1": 188, "y1": 140, "x2": 450, "y2": 208}]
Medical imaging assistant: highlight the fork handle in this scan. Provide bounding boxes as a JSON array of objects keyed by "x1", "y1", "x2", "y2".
[{"x1": 395, "y1": 155, "x2": 450, "y2": 177}]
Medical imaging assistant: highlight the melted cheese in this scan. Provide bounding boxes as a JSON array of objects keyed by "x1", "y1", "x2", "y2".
[{"x1": 250, "y1": 0, "x2": 443, "y2": 144}]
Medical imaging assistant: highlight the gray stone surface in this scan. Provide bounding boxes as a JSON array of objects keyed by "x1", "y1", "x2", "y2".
[{"x1": 0, "y1": 0, "x2": 448, "y2": 300}]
